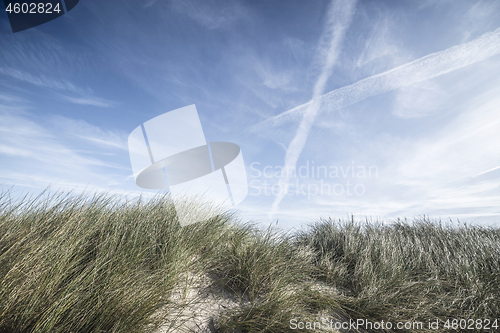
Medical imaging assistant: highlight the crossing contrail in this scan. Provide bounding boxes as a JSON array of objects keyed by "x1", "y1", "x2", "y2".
[
  {"x1": 269, "y1": 0, "x2": 358, "y2": 216},
  {"x1": 251, "y1": 26, "x2": 500, "y2": 134}
]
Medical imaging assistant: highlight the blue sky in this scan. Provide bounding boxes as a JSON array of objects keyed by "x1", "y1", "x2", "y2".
[{"x1": 1, "y1": 0, "x2": 500, "y2": 230}]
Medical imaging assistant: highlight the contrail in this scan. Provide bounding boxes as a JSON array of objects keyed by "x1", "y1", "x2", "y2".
[
  {"x1": 270, "y1": 0, "x2": 357, "y2": 216},
  {"x1": 252, "y1": 26, "x2": 500, "y2": 133}
]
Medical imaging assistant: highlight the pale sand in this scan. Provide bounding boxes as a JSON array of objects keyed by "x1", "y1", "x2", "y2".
[{"x1": 153, "y1": 273, "x2": 357, "y2": 333}]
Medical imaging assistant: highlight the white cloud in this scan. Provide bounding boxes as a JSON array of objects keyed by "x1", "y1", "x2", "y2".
[
  {"x1": 397, "y1": 87, "x2": 500, "y2": 183},
  {"x1": 393, "y1": 79, "x2": 448, "y2": 118},
  {"x1": 320, "y1": 83, "x2": 500, "y2": 224}
]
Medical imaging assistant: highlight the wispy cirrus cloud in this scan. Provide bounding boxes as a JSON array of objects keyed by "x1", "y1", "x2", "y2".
[
  {"x1": 49, "y1": 115, "x2": 129, "y2": 150},
  {"x1": 0, "y1": 32, "x2": 115, "y2": 108},
  {"x1": 0, "y1": 106, "x2": 133, "y2": 194},
  {"x1": 393, "y1": 79, "x2": 448, "y2": 118},
  {"x1": 170, "y1": 0, "x2": 249, "y2": 30},
  {"x1": 355, "y1": 14, "x2": 409, "y2": 73},
  {"x1": 0, "y1": 67, "x2": 87, "y2": 94},
  {"x1": 301, "y1": 80, "x2": 500, "y2": 226},
  {"x1": 0, "y1": 67, "x2": 116, "y2": 108},
  {"x1": 254, "y1": 61, "x2": 298, "y2": 92},
  {"x1": 60, "y1": 96, "x2": 116, "y2": 108}
]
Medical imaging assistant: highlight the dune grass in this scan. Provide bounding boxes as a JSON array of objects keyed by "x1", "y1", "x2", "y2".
[
  {"x1": 1, "y1": 190, "x2": 499, "y2": 332},
  {"x1": 0, "y1": 190, "x2": 239, "y2": 333},
  {"x1": 292, "y1": 218, "x2": 500, "y2": 331}
]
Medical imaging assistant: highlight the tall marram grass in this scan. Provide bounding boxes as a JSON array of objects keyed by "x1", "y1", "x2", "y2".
[
  {"x1": 0, "y1": 190, "x2": 243, "y2": 333},
  {"x1": 293, "y1": 218, "x2": 500, "y2": 331},
  {"x1": 1, "y1": 189, "x2": 499, "y2": 332}
]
